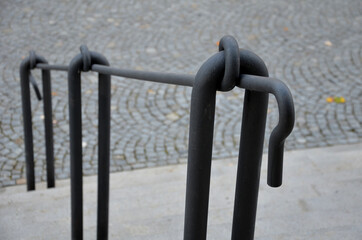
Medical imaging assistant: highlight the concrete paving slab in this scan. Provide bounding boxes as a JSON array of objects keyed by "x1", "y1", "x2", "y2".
[{"x1": 1, "y1": 143, "x2": 361, "y2": 239}]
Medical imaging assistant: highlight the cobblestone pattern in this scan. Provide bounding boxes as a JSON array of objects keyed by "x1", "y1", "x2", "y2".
[{"x1": 0, "y1": 0, "x2": 361, "y2": 187}]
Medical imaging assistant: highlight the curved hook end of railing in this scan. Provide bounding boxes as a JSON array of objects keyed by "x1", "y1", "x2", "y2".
[
  {"x1": 238, "y1": 74, "x2": 295, "y2": 187},
  {"x1": 267, "y1": 79, "x2": 295, "y2": 187},
  {"x1": 267, "y1": 140, "x2": 285, "y2": 187},
  {"x1": 29, "y1": 74, "x2": 42, "y2": 100},
  {"x1": 21, "y1": 51, "x2": 49, "y2": 101}
]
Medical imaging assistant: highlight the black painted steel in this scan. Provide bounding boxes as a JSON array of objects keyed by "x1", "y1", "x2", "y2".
[
  {"x1": 184, "y1": 51, "x2": 223, "y2": 240},
  {"x1": 232, "y1": 50, "x2": 270, "y2": 240},
  {"x1": 20, "y1": 53, "x2": 55, "y2": 190},
  {"x1": 182, "y1": 45, "x2": 294, "y2": 240},
  {"x1": 91, "y1": 64, "x2": 194, "y2": 87},
  {"x1": 29, "y1": 74, "x2": 42, "y2": 100},
  {"x1": 183, "y1": 36, "x2": 250, "y2": 240},
  {"x1": 35, "y1": 63, "x2": 69, "y2": 71},
  {"x1": 68, "y1": 48, "x2": 111, "y2": 240},
  {"x1": 21, "y1": 35, "x2": 295, "y2": 240},
  {"x1": 230, "y1": 54, "x2": 294, "y2": 239},
  {"x1": 238, "y1": 74, "x2": 295, "y2": 187},
  {"x1": 42, "y1": 62, "x2": 55, "y2": 189},
  {"x1": 218, "y1": 35, "x2": 240, "y2": 91}
]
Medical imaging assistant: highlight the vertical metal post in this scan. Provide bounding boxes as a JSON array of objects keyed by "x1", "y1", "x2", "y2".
[
  {"x1": 20, "y1": 59, "x2": 35, "y2": 191},
  {"x1": 68, "y1": 50, "x2": 110, "y2": 240},
  {"x1": 231, "y1": 50, "x2": 269, "y2": 240},
  {"x1": 184, "y1": 52, "x2": 225, "y2": 240},
  {"x1": 68, "y1": 54, "x2": 84, "y2": 240},
  {"x1": 94, "y1": 53, "x2": 111, "y2": 240},
  {"x1": 42, "y1": 68, "x2": 55, "y2": 188},
  {"x1": 184, "y1": 47, "x2": 270, "y2": 240},
  {"x1": 231, "y1": 91, "x2": 268, "y2": 240},
  {"x1": 20, "y1": 54, "x2": 52, "y2": 191},
  {"x1": 21, "y1": 37, "x2": 294, "y2": 240}
]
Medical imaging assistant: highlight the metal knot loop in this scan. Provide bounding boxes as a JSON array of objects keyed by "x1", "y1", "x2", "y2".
[
  {"x1": 80, "y1": 45, "x2": 91, "y2": 71},
  {"x1": 218, "y1": 35, "x2": 240, "y2": 91},
  {"x1": 29, "y1": 51, "x2": 36, "y2": 69}
]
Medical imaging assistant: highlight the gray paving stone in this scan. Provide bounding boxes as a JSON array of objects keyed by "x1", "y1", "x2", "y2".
[{"x1": 0, "y1": 0, "x2": 361, "y2": 187}]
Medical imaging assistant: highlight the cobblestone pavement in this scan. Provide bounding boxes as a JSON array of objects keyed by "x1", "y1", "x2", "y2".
[{"x1": 1, "y1": 0, "x2": 361, "y2": 187}]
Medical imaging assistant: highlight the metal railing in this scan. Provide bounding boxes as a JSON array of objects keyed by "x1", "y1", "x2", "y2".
[
  {"x1": 20, "y1": 35, "x2": 295, "y2": 240},
  {"x1": 20, "y1": 51, "x2": 55, "y2": 190}
]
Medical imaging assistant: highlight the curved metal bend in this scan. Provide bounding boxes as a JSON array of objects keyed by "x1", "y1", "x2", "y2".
[
  {"x1": 68, "y1": 50, "x2": 111, "y2": 240},
  {"x1": 218, "y1": 35, "x2": 240, "y2": 91},
  {"x1": 20, "y1": 53, "x2": 54, "y2": 191},
  {"x1": 184, "y1": 43, "x2": 294, "y2": 239},
  {"x1": 184, "y1": 47, "x2": 270, "y2": 240},
  {"x1": 238, "y1": 74, "x2": 295, "y2": 187},
  {"x1": 26, "y1": 51, "x2": 43, "y2": 100}
]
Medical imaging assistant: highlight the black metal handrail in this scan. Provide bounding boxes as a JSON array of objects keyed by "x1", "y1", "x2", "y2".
[
  {"x1": 20, "y1": 35, "x2": 295, "y2": 240},
  {"x1": 20, "y1": 53, "x2": 55, "y2": 190}
]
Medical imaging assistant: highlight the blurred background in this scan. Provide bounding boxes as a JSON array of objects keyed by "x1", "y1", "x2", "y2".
[{"x1": 0, "y1": 0, "x2": 361, "y2": 187}]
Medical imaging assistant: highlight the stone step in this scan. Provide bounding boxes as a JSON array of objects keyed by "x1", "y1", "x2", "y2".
[{"x1": 1, "y1": 143, "x2": 361, "y2": 239}]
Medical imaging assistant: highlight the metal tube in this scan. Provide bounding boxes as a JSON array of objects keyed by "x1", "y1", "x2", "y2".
[
  {"x1": 231, "y1": 91, "x2": 268, "y2": 240},
  {"x1": 34, "y1": 63, "x2": 195, "y2": 86},
  {"x1": 231, "y1": 49, "x2": 269, "y2": 240},
  {"x1": 184, "y1": 52, "x2": 225, "y2": 240},
  {"x1": 20, "y1": 59, "x2": 35, "y2": 191},
  {"x1": 36, "y1": 63, "x2": 69, "y2": 71},
  {"x1": 92, "y1": 53, "x2": 111, "y2": 240},
  {"x1": 183, "y1": 49, "x2": 274, "y2": 240},
  {"x1": 20, "y1": 54, "x2": 51, "y2": 191},
  {"x1": 68, "y1": 51, "x2": 111, "y2": 240},
  {"x1": 41, "y1": 68, "x2": 55, "y2": 188},
  {"x1": 22, "y1": 43, "x2": 294, "y2": 240},
  {"x1": 91, "y1": 64, "x2": 194, "y2": 87},
  {"x1": 238, "y1": 74, "x2": 295, "y2": 187},
  {"x1": 68, "y1": 54, "x2": 84, "y2": 240}
]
